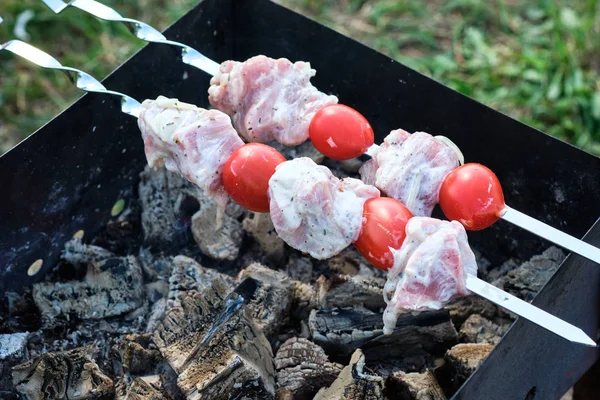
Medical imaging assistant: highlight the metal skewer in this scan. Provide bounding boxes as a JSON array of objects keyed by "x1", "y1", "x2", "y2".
[
  {"x1": 1, "y1": 40, "x2": 596, "y2": 347},
  {"x1": 466, "y1": 274, "x2": 595, "y2": 346},
  {"x1": 0, "y1": 40, "x2": 142, "y2": 118},
  {"x1": 502, "y1": 207, "x2": 600, "y2": 265},
  {"x1": 40, "y1": 0, "x2": 600, "y2": 268},
  {"x1": 41, "y1": 0, "x2": 219, "y2": 76}
]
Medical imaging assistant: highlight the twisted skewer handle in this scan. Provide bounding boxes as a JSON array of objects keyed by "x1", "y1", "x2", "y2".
[
  {"x1": 0, "y1": 40, "x2": 141, "y2": 117},
  {"x1": 41, "y1": 0, "x2": 220, "y2": 76}
]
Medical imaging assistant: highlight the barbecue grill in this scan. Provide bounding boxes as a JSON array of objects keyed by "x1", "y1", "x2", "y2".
[{"x1": 1, "y1": 0, "x2": 600, "y2": 398}]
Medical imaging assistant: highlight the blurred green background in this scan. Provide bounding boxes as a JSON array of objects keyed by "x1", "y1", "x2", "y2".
[{"x1": 0, "y1": 0, "x2": 599, "y2": 155}]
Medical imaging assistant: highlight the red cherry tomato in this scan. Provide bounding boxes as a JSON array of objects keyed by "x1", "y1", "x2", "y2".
[
  {"x1": 353, "y1": 197, "x2": 413, "y2": 271},
  {"x1": 222, "y1": 143, "x2": 286, "y2": 212},
  {"x1": 309, "y1": 104, "x2": 375, "y2": 160},
  {"x1": 439, "y1": 163, "x2": 506, "y2": 231}
]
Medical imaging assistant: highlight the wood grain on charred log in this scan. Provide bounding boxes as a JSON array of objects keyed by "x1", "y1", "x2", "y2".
[
  {"x1": 437, "y1": 343, "x2": 493, "y2": 395},
  {"x1": 238, "y1": 263, "x2": 295, "y2": 340},
  {"x1": 385, "y1": 370, "x2": 447, "y2": 400},
  {"x1": 33, "y1": 256, "x2": 144, "y2": 326},
  {"x1": 309, "y1": 307, "x2": 457, "y2": 369},
  {"x1": 242, "y1": 213, "x2": 286, "y2": 263},
  {"x1": 153, "y1": 272, "x2": 275, "y2": 399},
  {"x1": 316, "y1": 274, "x2": 385, "y2": 311},
  {"x1": 12, "y1": 346, "x2": 114, "y2": 400},
  {"x1": 313, "y1": 349, "x2": 383, "y2": 400},
  {"x1": 274, "y1": 338, "x2": 343, "y2": 399}
]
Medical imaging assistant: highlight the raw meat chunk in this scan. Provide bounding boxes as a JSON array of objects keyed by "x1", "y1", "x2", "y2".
[
  {"x1": 138, "y1": 96, "x2": 243, "y2": 219},
  {"x1": 360, "y1": 129, "x2": 460, "y2": 216},
  {"x1": 209, "y1": 55, "x2": 338, "y2": 146},
  {"x1": 268, "y1": 158, "x2": 379, "y2": 259},
  {"x1": 383, "y1": 217, "x2": 477, "y2": 334}
]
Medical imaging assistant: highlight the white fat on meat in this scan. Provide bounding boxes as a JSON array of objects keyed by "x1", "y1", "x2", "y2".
[
  {"x1": 208, "y1": 55, "x2": 338, "y2": 146},
  {"x1": 138, "y1": 96, "x2": 244, "y2": 221},
  {"x1": 382, "y1": 217, "x2": 477, "y2": 335},
  {"x1": 268, "y1": 157, "x2": 379, "y2": 259},
  {"x1": 359, "y1": 129, "x2": 461, "y2": 217}
]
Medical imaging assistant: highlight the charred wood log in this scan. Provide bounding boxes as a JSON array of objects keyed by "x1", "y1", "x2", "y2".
[
  {"x1": 445, "y1": 296, "x2": 499, "y2": 329},
  {"x1": 167, "y1": 255, "x2": 234, "y2": 308},
  {"x1": 492, "y1": 246, "x2": 565, "y2": 302},
  {"x1": 385, "y1": 370, "x2": 447, "y2": 400},
  {"x1": 313, "y1": 349, "x2": 383, "y2": 400},
  {"x1": 459, "y1": 314, "x2": 510, "y2": 345},
  {"x1": 33, "y1": 256, "x2": 143, "y2": 326},
  {"x1": 316, "y1": 274, "x2": 385, "y2": 311},
  {"x1": 238, "y1": 263, "x2": 295, "y2": 340},
  {"x1": 117, "y1": 334, "x2": 162, "y2": 376},
  {"x1": 191, "y1": 197, "x2": 243, "y2": 261},
  {"x1": 437, "y1": 343, "x2": 493, "y2": 395},
  {"x1": 153, "y1": 274, "x2": 275, "y2": 399},
  {"x1": 274, "y1": 338, "x2": 343, "y2": 399},
  {"x1": 242, "y1": 212, "x2": 286, "y2": 263},
  {"x1": 309, "y1": 307, "x2": 457, "y2": 368},
  {"x1": 123, "y1": 376, "x2": 166, "y2": 400},
  {"x1": 139, "y1": 166, "x2": 201, "y2": 249},
  {"x1": 12, "y1": 346, "x2": 114, "y2": 400}
]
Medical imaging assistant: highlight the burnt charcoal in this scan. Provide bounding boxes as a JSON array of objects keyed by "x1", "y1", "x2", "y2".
[
  {"x1": 385, "y1": 370, "x2": 447, "y2": 400},
  {"x1": 275, "y1": 337, "x2": 343, "y2": 399},
  {"x1": 309, "y1": 307, "x2": 457, "y2": 368},
  {"x1": 12, "y1": 346, "x2": 114, "y2": 400},
  {"x1": 484, "y1": 257, "x2": 520, "y2": 283},
  {"x1": 146, "y1": 298, "x2": 168, "y2": 334},
  {"x1": 492, "y1": 247, "x2": 565, "y2": 302},
  {"x1": 238, "y1": 263, "x2": 295, "y2": 340},
  {"x1": 322, "y1": 247, "x2": 385, "y2": 279},
  {"x1": 138, "y1": 247, "x2": 176, "y2": 280},
  {"x1": 459, "y1": 314, "x2": 510, "y2": 345},
  {"x1": 0, "y1": 333, "x2": 29, "y2": 392},
  {"x1": 118, "y1": 334, "x2": 162, "y2": 375},
  {"x1": 153, "y1": 277, "x2": 233, "y2": 372},
  {"x1": 316, "y1": 274, "x2": 385, "y2": 311},
  {"x1": 124, "y1": 377, "x2": 166, "y2": 400},
  {"x1": 173, "y1": 294, "x2": 276, "y2": 398},
  {"x1": 445, "y1": 295, "x2": 499, "y2": 329},
  {"x1": 191, "y1": 198, "x2": 243, "y2": 261},
  {"x1": 62, "y1": 238, "x2": 114, "y2": 266},
  {"x1": 33, "y1": 256, "x2": 144, "y2": 326},
  {"x1": 139, "y1": 166, "x2": 201, "y2": 249},
  {"x1": 1, "y1": 290, "x2": 40, "y2": 333},
  {"x1": 285, "y1": 254, "x2": 313, "y2": 282},
  {"x1": 313, "y1": 349, "x2": 384, "y2": 400},
  {"x1": 291, "y1": 281, "x2": 317, "y2": 321},
  {"x1": 439, "y1": 343, "x2": 493, "y2": 394},
  {"x1": 153, "y1": 274, "x2": 275, "y2": 399},
  {"x1": 242, "y1": 212, "x2": 286, "y2": 263},
  {"x1": 167, "y1": 255, "x2": 234, "y2": 308}
]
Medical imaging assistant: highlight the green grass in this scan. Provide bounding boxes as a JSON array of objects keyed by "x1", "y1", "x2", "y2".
[{"x1": 1, "y1": 0, "x2": 599, "y2": 155}]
